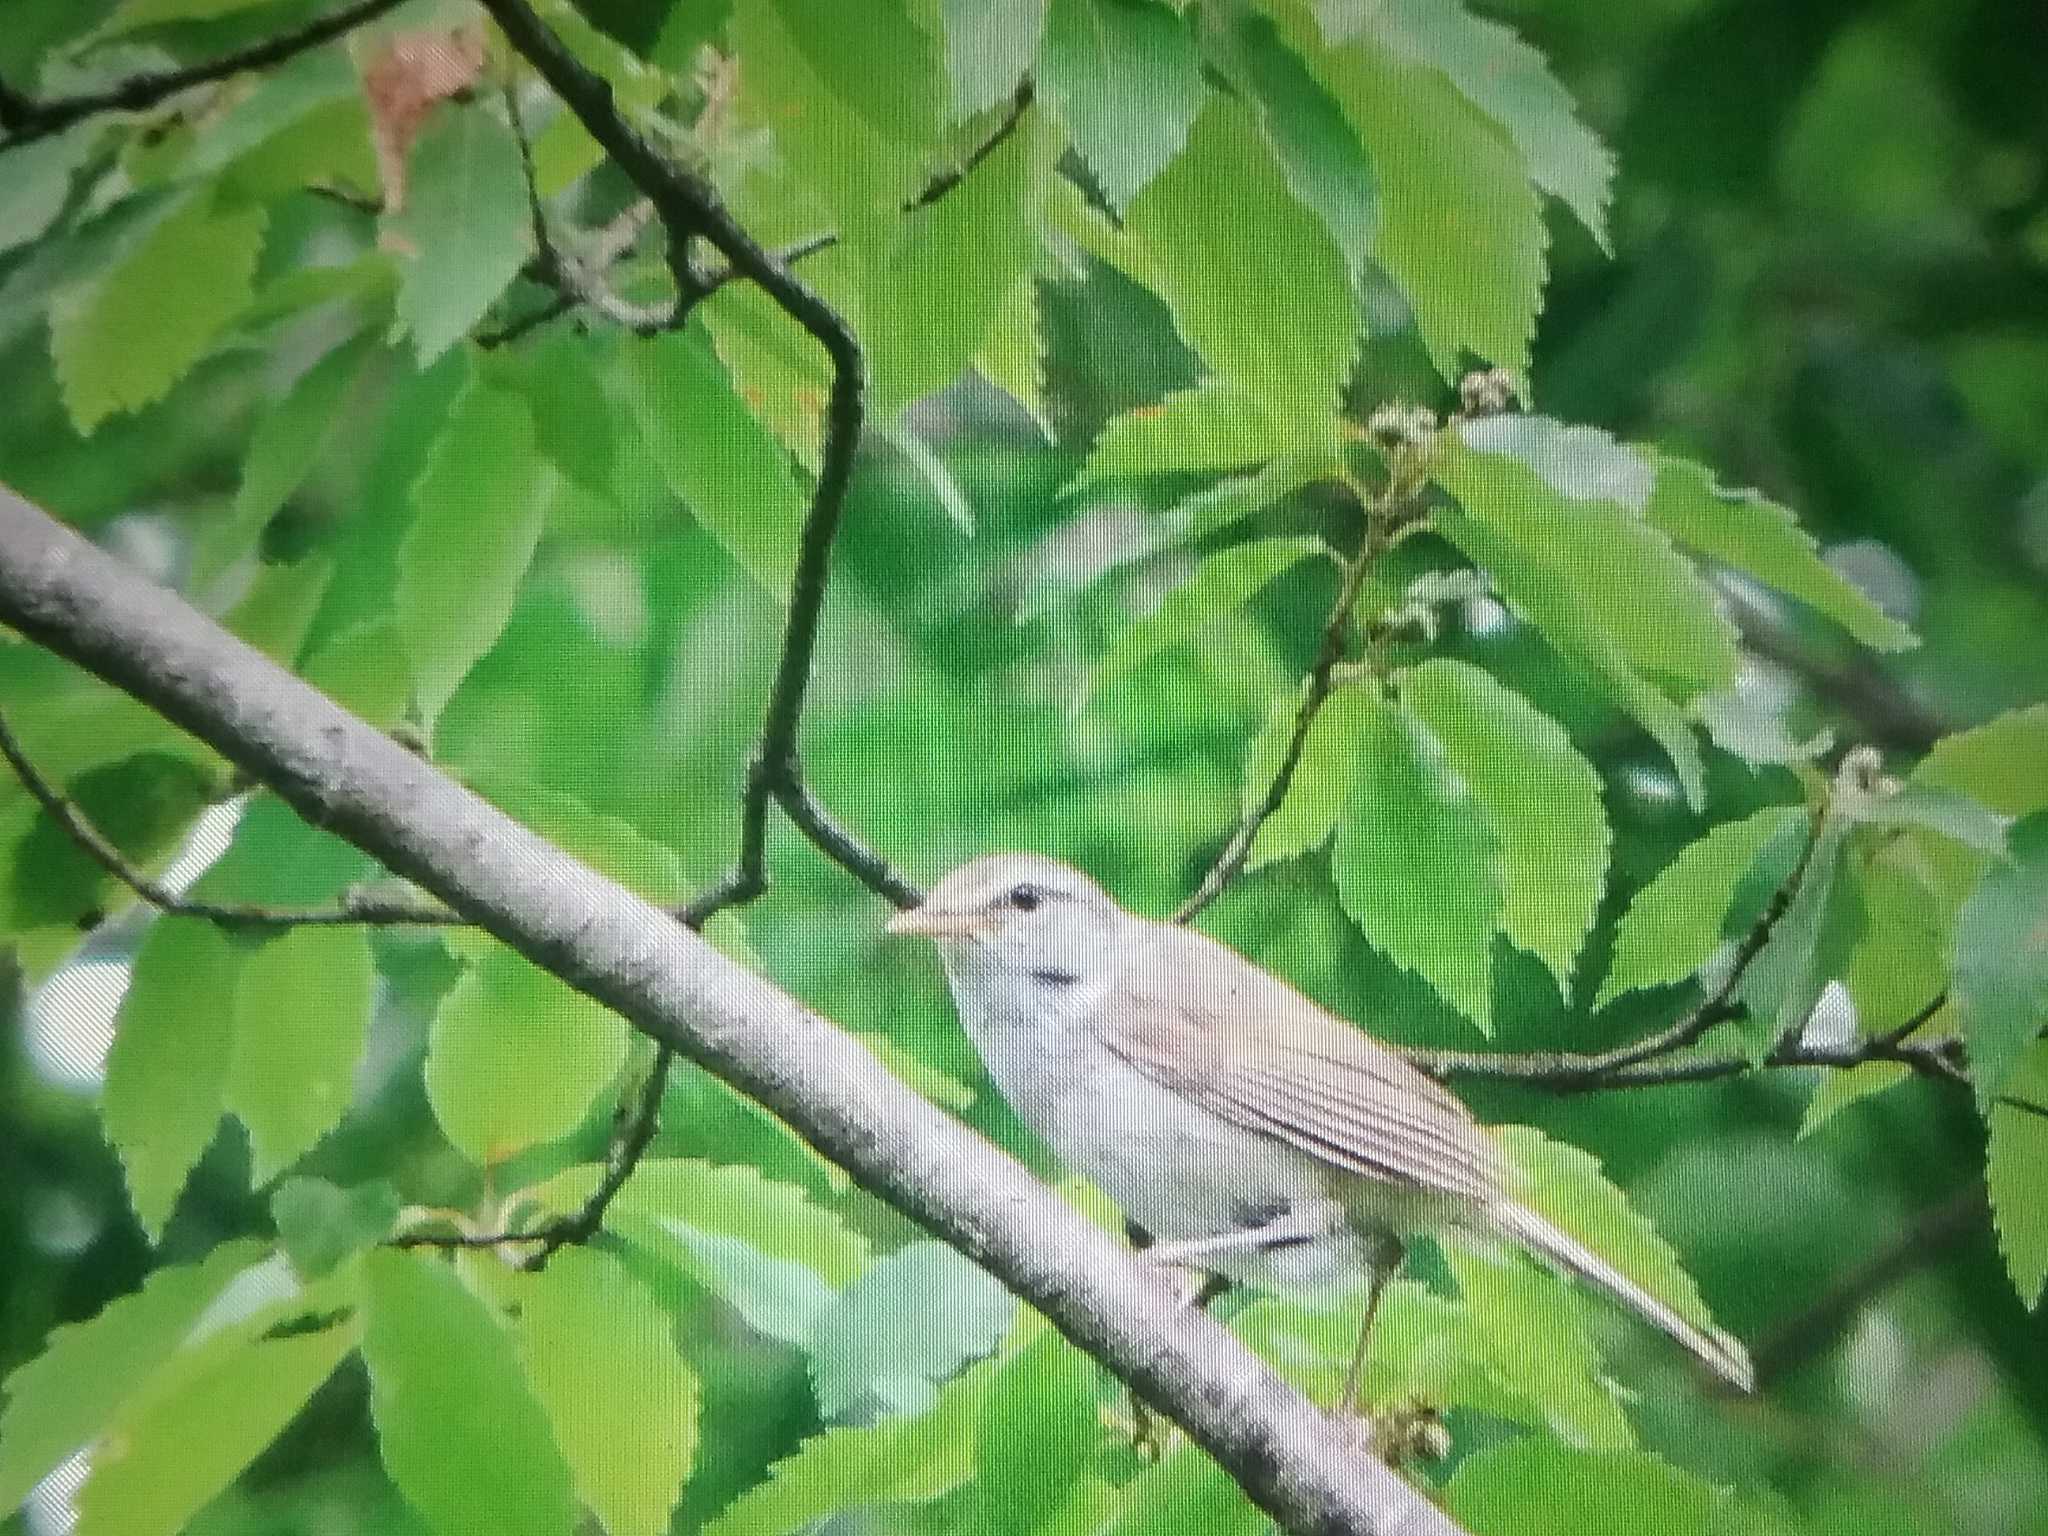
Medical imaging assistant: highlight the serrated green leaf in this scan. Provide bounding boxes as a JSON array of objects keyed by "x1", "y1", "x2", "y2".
[
  {"x1": 72, "y1": 1307, "x2": 357, "y2": 1536},
  {"x1": 1089, "y1": 535, "x2": 1330, "y2": 698},
  {"x1": 1443, "y1": 1249, "x2": 1634, "y2": 1449},
  {"x1": 396, "y1": 381, "x2": 551, "y2": 728},
  {"x1": 0, "y1": 1241, "x2": 267, "y2": 1510},
  {"x1": 809, "y1": 1242, "x2": 1014, "y2": 1421},
  {"x1": 1401, "y1": 659, "x2": 1610, "y2": 995},
  {"x1": 702, "y1": 1363, "x2": 992, "y2": 1536},
  {"x1": 1447, "y1": 1443, "x2": 1721, "y2": 1536},
  {"x1": 1598, "y1": 806, "x2": 1807, "y2": 1007},
  {"x1": 272, "y1": 1177, "x2": 401, "y2": 1280},
  {"x1": 941, "y1": 0, "x2": 1043, "y2": 118},
  {"x1": 1986, "y1": 1043, "x2": 2048, "y2": 1308},
  {"x1": 0, "y1": 122, "x2": 101, "y2": 257},
  {"x1": 1953, "y1": 812, "x2": 2048, "y2": 1110},
  {"x1": 50, "y1": 192, "x2": 266, "y2": 434},
  {"x1": 975, "y1": 1327, "x2": 1101, "y2": 1536},
  {"x1": 423, "y1": 949, "x2": 630, "y2": 1167},
  {"x1": 618, "y1": 330, "x2": 808, "y2": 600},
  {"x1": 1125, "y1": 96, "x2": 1356, "y2": 434},
  {"x1": 1242, "y1": 681, "x2": 1374, "y2": 869},
  {"x1": 698, "y1": 280, "x2": 834, "y2": 472},
  {"x1": 1100, "y1": 1443, "x2": 1267, "y2": 1536},
  {"x1": 516, "y1": 1249, "x2": 700, "y2": 1536},
  {"x1": 1458, "y1": 414, "x2": 1653, "y2": 509},
  {"x1": 1071, "y1": 383, "x2": 1281, "y2": 489},
  {"x1": 1359, "y1": 0, "x2": 1614, "y2": 250},
  {"x1": 1038, "y1": 0, "x2": 1205, "y2": 211},
  {"x1": 102, "y1": 919, "x2": 243, "y2": 1237},
  {"x1": 1914, "y1": 705, "x2": 2048, "y2": 818},
  {"x1": 1841, "y1": 847, "x2": 1951, "y2": 1037},
  {"x1": 1798, "y1": 1061, "x2": 1911, "y2": 1140},
  {"x1": 1206, "y1": 9, "x2": 1376, "y2": 273},
  {"x1": 1856, "y1": 783, "x2": 2010, "y2": 856},
  {"x1": 974, "y1": 275, "x2": 1052, "y2": 439},
  {"x1": 387, "y1": 107, "x2": 533, "y2": 365},
  {"x1": 362, "y1": 1250, "x2": 578, "y2": 1536},
  {"x1": 1332, "y1": 694, "x2": 1502, "y2": 1031},
  {"x1": 1285, "y1": 21, "x2": 1544, "y2": 386},
  {"x1": 1644, "y1": 454, "x2": 1916, "y2": 651},
  {"x1": 226, "y1": 926, "x2": 373, "y2": 1185}
]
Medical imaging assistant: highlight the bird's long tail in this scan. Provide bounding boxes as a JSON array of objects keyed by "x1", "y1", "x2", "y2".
[{"x1": 1491, "y1": 1199, "x2": 1755, "y2": 1393}]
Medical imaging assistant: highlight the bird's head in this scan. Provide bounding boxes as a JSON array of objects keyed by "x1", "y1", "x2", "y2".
[{"x1": 885, "y1": 853, "x2": 1126, "y2": 992}]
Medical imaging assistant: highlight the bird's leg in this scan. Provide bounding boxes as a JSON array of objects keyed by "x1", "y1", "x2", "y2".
[
  {"x1": 1139, "y1": 1203, "x2": 1339, "y2": 1268},
  {"x1": 1336, "y1": 1233, "x2": 1406, "y2": 1419}
]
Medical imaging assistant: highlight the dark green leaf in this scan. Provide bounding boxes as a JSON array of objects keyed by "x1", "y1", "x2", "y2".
[
  {"x1": 1986, "y1": 1043, "x2": 2048, "y2": 1308},
  {"x1": 272, "y1": 1177, "x2": 402, "y2": 1280},
  {"x1": 1953, "y1": 812, "x2": 2048, "y2": 1110},
  {"x1": 0, "y1": 123, "x2": 101, "y2": 258},
  {"x1": 387, "y1": 107, "x2": 534, "y2": 365},
  {"x1": 1737, "y1": 813, "x2": 1865, "y2": 1060}
]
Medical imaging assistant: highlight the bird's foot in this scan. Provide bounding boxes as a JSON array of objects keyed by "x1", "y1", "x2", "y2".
[{"x1": 1337, "y1": 1395, "x2": 1450, "y2": 1470}]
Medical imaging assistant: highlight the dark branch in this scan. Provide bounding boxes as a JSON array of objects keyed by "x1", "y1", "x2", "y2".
[
  {"x1": 0, "y1": 0, "x2": 405, "y2": 152},
  {"x1": 0, "y1": 707, "x2": 457, "y2": 928}
]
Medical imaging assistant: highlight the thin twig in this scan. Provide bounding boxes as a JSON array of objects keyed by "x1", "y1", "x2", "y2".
[
  {"x1": 0, "y1": 708, "x2": 457, "y2": 928},
  {"x1": 0, "y1": 0, "x2": 405, "y2": 151}
]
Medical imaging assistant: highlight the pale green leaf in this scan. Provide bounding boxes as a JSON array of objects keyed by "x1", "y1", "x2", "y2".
[
  {"x1": 1855, "y1": 783, "x2": 2009, "y2": 856},
  {"x1": 1644, "y1": 454, "x2": 1917, "y2": 651},
  {"x1": 1598, "y1": 806, "x2": 1807, "y2": 1007},
  {"x1": 974, "y1": 276, "x2": 1052, "y2": 439},
  {"x1": 516, "y1": 1249, "x2": 700, "y2": 1536},
  {"x1": 1089, "y1": 535, "x2": 1330, "y2": 698},
  {"x1": 1242, "y1": 682, "x2": 1374, "y2": 869},
  {"x1": 396, "y1": 381, "x2": 551, "y2": 728},
  {"x1": 423, "y1": 949, "x2": 631, "y2": 1167},
  {"x1": 387, "y1": 107, "x2": 533, "y2": 365},
  {"x1": 1401, "y1": 659, "x2": 1610, "y2": 995},
  {"x1": 1458, "y1": 414, "x2": 1652, "y2": 510},
  {"x1": 1986, "y1": 1043, "x2": 2048, "y2": 1309},
  {"x1": 941, "y1": 0, "x2": 1043, "y2": 119},
  {"x1": 1360, "y1": 0, "x2": 1614, "y2": 250},
  {"x1": 362, "y1": 1250, "x2": 579, "y2": 1536},
  {"x1": 1798, "y1": 1061, "x2": 1911, "y2": 1140},
  {"x1": 0, "y1": 1241, "x2": 267, "y2": 1510},
  {"x1": 219, "y1": 553, "x2": 334, "y2": 669},
  {"x1": 271, "y1": 1177, "x2": 401, "y2": 1280},
  {"x1": 1953, "y1": 812, "x2": 2048, "y2": 1110},
  {"x1": 1332, "y1": 694, "x2": 1502, "y2": 1032},
  {"x1": 809, "y1": 1242, "x2": 1014, "y2": 1420},
  {"x1": 1124, "y1": 96, "x2": 1356, "y2": 433},
  {"x1": 975, "y1": 1327, "x2": 1101, "y2": 1536},
  {"x1": 701, "y1": 1364, "x2": 992, "y2": 1536},
  {"x1": 699, "y1": 280, "x2": 834, "y2": 472},
  {"x1": 102, "y1": 919, "x2": 243, "y2": 1237},
  {"x1": 1737, "y1": 813, "x2": 1865, "y2": 1059},
  {"x1": 227, "y1": 926, "x2": 373, "y2": 1184},
  {"x1": 618, "y1": 330, "x2": 808, "y2": 600},
  {"x1": 1447, "y1": 1442, "x2": 1721, "y2": 1536},
  {"x1": 1071, "y1": 383, "x2": 1281, "y2": 489},
  {"x1": 1287, "y1": 22, "x2": 1544, "y2": 386},
  {"x1": 51, "y1": 193, "x2": 266, "y2": 434},
  {"x1": 1038, "y1": 0, "x2": 1205, "y2": 210},
  {"x1": 0, "y1": 123, "x2": 101, "y2": 257}
]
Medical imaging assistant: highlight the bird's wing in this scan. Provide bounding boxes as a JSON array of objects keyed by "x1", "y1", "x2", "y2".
[{"x1": 1098, "y1": 924, "x2": 1505, "y2": 1206}]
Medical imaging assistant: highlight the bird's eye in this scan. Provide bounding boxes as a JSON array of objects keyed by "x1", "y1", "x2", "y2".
[{"x1": 1008, "y1": 884, "x2": 1041, "y2": 913}]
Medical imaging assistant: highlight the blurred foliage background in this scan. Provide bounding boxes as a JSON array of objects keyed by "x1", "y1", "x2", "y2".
[{"x1": 2, "y1": 0, "x2": 2046, "y2": 1533}]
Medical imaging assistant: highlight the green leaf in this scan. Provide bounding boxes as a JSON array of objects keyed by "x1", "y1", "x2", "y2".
[
  {"x1": 529, "y1": 1159, "x2": 869, "y2": 1345},
  {"x1": 1643, "y1": 454, "x2": 1916, "y2": 651},
  {"x1": 220, "y1": 553, "x2": 336, "y2": 668},
  {"x1": 396, "y1": 381, "x2": 552, "y2": 728},
  {"x1": 0, "y1": 123, "x2": 101, "y2": 257},
  {"x1": 1458, "y1": 414, "x2": 1653, "y2": 509},
  {"x1": 1447, "y1": 1443, "x2": 1722, "y2": 1536},
  {"x1": 1172, "y1": 449, "x2": 1337, "y2": 543},
  {"x1": 618, "y1": 330, "x2": 809, "y2": 600},
  {"x1": 271, "y1": 1177, "x2": 402, "y2": 1280},
  {"x1": 1359, "y1": 0, "x2": 1614, "y2": 250},
  {"x1": 1205, "y1": 10, "x2": 1376, "y2": 273},
  {"x1": 940, "y1": 0, "x2": 1043, "y2": 118},
  {"x1": 1953, "y1": 812, "x2": 2048, "y2": 1110},
  {"x1": 703, "y1": 1365, "x2": 990, "y2": 1536},
  {"x1": 468, "y1": 777, "x2": 689, "y2": 907},
  {"x1": 1986, "y1": 1043, "x2": 2048, "y2": 1308},
  {"x1": 1497, "y1": 1126, "x2": 1728, "y2": 1344},
  {"x1": 1914, "y1": 704, "x2": 2048, "y2": 818},
  {"x1": 423, "y1": 949, "x2": 631, "y2": 1167},
  {"x1": 515, "y1": 1249, "x2": 700, "y2": 1536},
  {"x1": 1798, "y1": 1061, "x2": 1911, "y2": 1140},
  {"x1": 72, "y1": 1308, "x2": 357, "y2": 1536},
  {"x1": 1598, "y1": 806, "x2": 1807, "y2": 1007},
  {"x1": 1242, "y1": 681, "x2": 1374, "y2": 869},
  {"x1": 974, "y1": 1327, "x2": 1101, "y2": 1536},
  {"x1": 1038, "y1": 0, "x2": 1205, "y2": 211},
  {"x1": 974, "y1": 276, "x2": 1052, "y2": 439},
  {"x1": 1332, "y1": 693, "x2": 1502, "y2": 1032},
  {"x1": 1089, "y1": 535, "x2": 1330, "y2": 698},
  {"x1": 1442, "y1": 1249, "x2": 1634, "y2": 1449},
  {"x1": 1400, "y1": 659, "x2": 1610, "y2": 995},
  {"x1": 0, "y1": 1240, "x2": 267, "y2": 1510},
  {"x1": 809, "y1": 1241, "x2": 1014, "y2": 1421},
  {"x1": 1854, "y1": 783, "x2": 2010, "y2": 856},
  {"x1": 226, "y1": 926, "x2": 374, "y2": 1184},
  {"x1": 102, "y1": 919, "x2": 243, "y2": 1237},
  {"x1": 362, "y1": 1250, "x2": 579, "y2": 1536},
  {"x1": 1286, "y1": 22, "x2": 1545, "y2": 386},
  {"x1": 1100, "y1": 1443, "x2": 1266, "y2": 1536},
  {"x1": 50, "y1": 192, "x2": 266, "y2": 433},
  {"x1": 99, "y1": 0, "x2": 277, "y2": 30},
  {"x1": 1737, "y1": 812, "x2": 1865, "y2": 1059},
  {"x1": 1125, "y1": 96, "x2": 1356, "y2": 433},
  {"x1": 1071, "y1": 383, "x2": 1281, "y2": 488},
  {"x1": 386, "y1": 106, "x2": 534, "y2": 365}
]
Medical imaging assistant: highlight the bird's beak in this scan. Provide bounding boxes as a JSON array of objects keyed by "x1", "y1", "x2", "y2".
[{"x1": 885, "y1": 904, "x2": 991, "y2": 939}]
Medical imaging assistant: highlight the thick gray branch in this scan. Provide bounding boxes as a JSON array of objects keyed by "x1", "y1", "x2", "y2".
[{"x1": 0, "y1": 491, "x2": 1460, "y2": 1536}]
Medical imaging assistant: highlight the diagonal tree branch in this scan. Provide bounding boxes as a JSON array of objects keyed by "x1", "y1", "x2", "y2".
[{"x1": 0, "y1": 488, "x2": 1464, "y2": 1536}]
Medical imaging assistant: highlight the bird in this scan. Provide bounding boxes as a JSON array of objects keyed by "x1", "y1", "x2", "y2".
[{"x1": 886, "y1": 852, "x2": 1754, "y2": 1411}]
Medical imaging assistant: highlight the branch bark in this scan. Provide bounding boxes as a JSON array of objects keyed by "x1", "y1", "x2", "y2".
[{"x1": 0, "y1": 490, "x2": 1463, "y2": 1536}]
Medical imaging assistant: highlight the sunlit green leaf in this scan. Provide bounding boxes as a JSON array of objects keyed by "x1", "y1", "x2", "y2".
[
  {"x1": 975, "y1": 1325, "x2": 1101, "y2": 1536},
  {"x1": 387, "y1": 106, "x2": 533, "y2": 365},
  {"x1": 1038, "y1": 0, "x2": 1205, "y2": 211},
  {"x1": 1100, "y1": 1442, "x2": 1267, "y2": 1536},
  {"x1": 1242, "y1": 681, "x2": 1374, "y2": 869},
  {"x1": 1443, "y1": 1248, "x2": 1634, "y2": 1448},
  {"x1": 1953, "y1": 812, "x2": 2048, "y2": 1110},
  {"x1": 1913, "y1": 704, "x2": 2048, "y2": 819},
  {"x1": 1854, "y1": 783, "x2": 2009, "y2": 856},
  {"x1": 1071, "y1": 382, "x2": 1281, "y2": 489},
  {"x1": 228, "y1": 926, "x2": 373, "y2": 1184},
  {"x1": 1447, "y1": 1442, "x2": 1722, "y2": 1536}
]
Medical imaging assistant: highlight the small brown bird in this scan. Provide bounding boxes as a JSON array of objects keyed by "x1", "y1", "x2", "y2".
[{"x1": 888, "y1": 853, "x2": 1753, "y2": 1408}]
